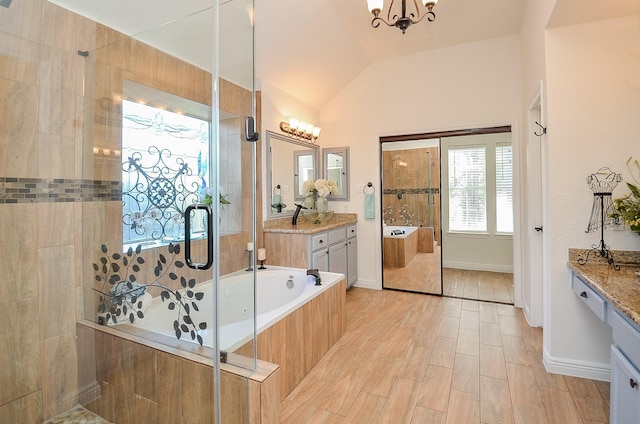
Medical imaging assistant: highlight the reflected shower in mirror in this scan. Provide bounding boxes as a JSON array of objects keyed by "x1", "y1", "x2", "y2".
[
  {"x1": 266, "y1": 131, "x2": 319, "y2": 218},
  {"x1": 381, "y1": 139, "x2": 443, "y2": 295}
]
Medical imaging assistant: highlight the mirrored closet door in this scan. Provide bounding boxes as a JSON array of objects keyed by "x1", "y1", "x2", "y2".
[{"x1": 380, "y1": 128, "x2": 515, "y2": 304}]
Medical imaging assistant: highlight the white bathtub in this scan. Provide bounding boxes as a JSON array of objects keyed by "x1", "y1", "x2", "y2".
[
  {"x1": 384, "y1": 225, "x2": 419, "y2": 238},
  {"x1": 133, "y1": 266, "x2": 343, "y2": 351}
]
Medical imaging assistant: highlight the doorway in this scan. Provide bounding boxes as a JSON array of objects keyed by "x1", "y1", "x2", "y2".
[{"x1": 380, "y1": 127, "x2": 516, "y2": 304}]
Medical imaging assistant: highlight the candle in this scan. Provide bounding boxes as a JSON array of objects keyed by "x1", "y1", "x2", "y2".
[
  {"x1": 257, "y1": 248, "x2": 266, "y2": 261},
  {"x1": 247, "y1": 242, "x2": 254, "y2": 251}
]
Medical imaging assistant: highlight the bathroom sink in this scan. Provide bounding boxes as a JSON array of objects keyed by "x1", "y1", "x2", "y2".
[{"x1": 301, "y1": 210, "x2": 334, "y2": 224}]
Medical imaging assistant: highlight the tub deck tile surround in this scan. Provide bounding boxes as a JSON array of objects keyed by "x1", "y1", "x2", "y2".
[
  {"x1": 568, "y1": 248, "x2": 640, "y2": 326},
  {"x1": 76, "y1": 321, "x2": 280, "y2": 424}
]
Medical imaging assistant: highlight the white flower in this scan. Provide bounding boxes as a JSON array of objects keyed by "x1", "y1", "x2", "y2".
[{"x1": 302, "y1": 180, "x2": 317, "y2": 196}]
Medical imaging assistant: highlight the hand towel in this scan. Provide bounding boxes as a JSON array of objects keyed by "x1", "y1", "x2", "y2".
[
  {"x1": 272, "y1": 194, "x2": 282, "y2": 212},
  {"x1": 364, "y1": 193, "x2": 375, "y2": 219}
]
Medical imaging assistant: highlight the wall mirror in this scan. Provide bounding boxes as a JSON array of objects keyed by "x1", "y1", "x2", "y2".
[
  {"x1": 380, "y1": 127, "x2": 514, "y2": 303},
  {"x1": 266, "y1": 130, "x2": 319, "y2": 219},
  {"x1": 323, "y1": 147, "x2": 350, "y2": 200},
  {"x1": 381, "y1": 139, "x2": 443, "y2": 295}
]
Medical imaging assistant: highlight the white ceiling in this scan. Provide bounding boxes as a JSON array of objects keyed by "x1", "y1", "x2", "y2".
[{"x1": 48, "y1": 0, "x2": 639, "y2": 109}]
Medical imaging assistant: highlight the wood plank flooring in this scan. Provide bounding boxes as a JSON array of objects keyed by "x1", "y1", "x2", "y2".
[
  {"x1": 443, "y1": 269, "x2": 515, "y2": 304},
  {"x1": 280, "y1": 288, "x2": 609, "y2": 424},
  {"x1": 383, "y1": 248, "x2": 514, "y2": 305}
]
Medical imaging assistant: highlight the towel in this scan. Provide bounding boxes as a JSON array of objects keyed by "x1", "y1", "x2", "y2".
[
  {"x1": 272, "y1": 194, "x2": 282, "y2": 212},
  {"x1": 364, "y1": 193, "x2": 375, "y2": 219}
]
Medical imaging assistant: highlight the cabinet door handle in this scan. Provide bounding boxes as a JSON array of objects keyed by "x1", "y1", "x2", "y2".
[
  {"x1": 631, "y1": 379, "x2": 638, "y2": 389},
  {"x1": 580, "y1": 291, "x2": 588, "y2": 299},
  {"x1": 319, "y1": 240, "x2": 324, "y2": 244}
]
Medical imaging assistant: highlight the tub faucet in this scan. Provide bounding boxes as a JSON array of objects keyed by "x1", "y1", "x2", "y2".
[{"x1": 307, "y1": 269, "x2": 322, "y2": 285}]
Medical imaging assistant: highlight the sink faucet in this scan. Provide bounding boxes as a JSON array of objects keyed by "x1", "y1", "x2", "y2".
[
  {"x1": 306, "y1": 269, "x2": 322, "y2": 285},
  {"x1": 292, "y1": 203, "x2": 307, "y2": 225}
]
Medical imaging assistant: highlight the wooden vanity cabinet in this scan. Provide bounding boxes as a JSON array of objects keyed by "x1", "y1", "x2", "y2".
[{"x1": 264, "y1": 222, "x2": 358, "y2": 288}]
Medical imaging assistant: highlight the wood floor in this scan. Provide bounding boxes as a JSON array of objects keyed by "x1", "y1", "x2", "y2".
[
  {"x1": 280, "y1": 288, "x2": 610, "y2": 424},
  {"x1": 383, "y1": 248, "x2": 514, "y2": 304},
  {"x1": 443, "y1": 268, "x2": 514, "y2": 304}
]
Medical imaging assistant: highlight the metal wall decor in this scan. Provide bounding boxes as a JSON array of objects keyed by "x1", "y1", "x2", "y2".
[
  {"x1": 122, "y1": 146, "x2": 200, "y2": 244},
  {"x1": 578, "y1": 167, "x2": 622, "y2": 270}
]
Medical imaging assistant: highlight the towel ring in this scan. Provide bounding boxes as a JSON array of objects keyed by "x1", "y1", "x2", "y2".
[
  {"x1": 273, "y1": 185, "x2": 282, "y2": 195},
  {"x1": 364, "y1": 182, "x2": 375, "y2": 194}
]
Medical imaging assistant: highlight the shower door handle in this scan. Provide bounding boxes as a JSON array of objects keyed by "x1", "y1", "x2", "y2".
[{"x1": 184, "y1": 204, "x2": 213, "y2": 270}]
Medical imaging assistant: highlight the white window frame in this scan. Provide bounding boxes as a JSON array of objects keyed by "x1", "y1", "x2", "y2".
[{"x1": 443, "y1": 136, "x2": 513, "y2": 238}]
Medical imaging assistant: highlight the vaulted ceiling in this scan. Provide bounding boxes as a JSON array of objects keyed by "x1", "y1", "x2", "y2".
[{"x1": 48, "y1": 0, "x2": 639, "y2": 109}]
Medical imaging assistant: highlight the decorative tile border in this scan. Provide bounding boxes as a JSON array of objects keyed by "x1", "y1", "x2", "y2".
[
  {"x1": 0, "y1": 178, "x2": 121, "y2": 203},
  {"x1": 383, "y1": 188, "x2": 440, "y2": 195}
]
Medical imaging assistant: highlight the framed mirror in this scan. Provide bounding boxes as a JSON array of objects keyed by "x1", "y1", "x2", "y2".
[
  {"x1": 323, "y1": 147, "x2": 350, "y2": 200},
  {"x1": 266, "y1": 130, "x2": 319, "y2": 219}
]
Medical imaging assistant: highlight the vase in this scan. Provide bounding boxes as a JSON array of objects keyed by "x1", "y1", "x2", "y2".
[
  {"x1": 316, "y1": 196, "x2": 328, "y2": 212},
  {"x1": 303, "y1": 192, "x2": 317, "y2": 210}
]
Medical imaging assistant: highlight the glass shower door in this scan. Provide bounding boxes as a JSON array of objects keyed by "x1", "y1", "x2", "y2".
[{"x1": 74, "y1": 0, "x2": 258, "y2": 422}]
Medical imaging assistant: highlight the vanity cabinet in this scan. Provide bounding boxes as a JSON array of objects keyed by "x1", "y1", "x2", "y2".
[
  {"x1": 570, "y1": 270, "x2": 640, "y2": 423},
  {"x1": 346, "y1": 225, "x2": 358, "y2": 288},
  {"x1": 263, "y1": 219, "x2": 358, "y2": 288}
]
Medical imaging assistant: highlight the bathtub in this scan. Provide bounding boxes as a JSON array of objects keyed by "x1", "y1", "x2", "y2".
[
  {"x1": 384, "y1": 225, "x2": 419, "y2": 238},
  {"x1": 383, "y1": 225, "x2": 419, "y2": 267},
  {"x1": 133, "y1": 266, "x2": 344, "y2": 352}
]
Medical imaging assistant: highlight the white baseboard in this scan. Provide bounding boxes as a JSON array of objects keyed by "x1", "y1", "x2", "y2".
[
  {"x1": 352, "y1": 279, "x2": 381, "y2": 290},
  {"x1": 543, "y1": 350, "x2": 610, "y2": 382},
  {"x1": 443, "y1": 261, "x2": 513, "y2": 273}
]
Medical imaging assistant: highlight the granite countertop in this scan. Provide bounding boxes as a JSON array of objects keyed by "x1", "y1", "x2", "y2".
[
  {"x1": 568, "y1": 248, "x2": 640, "y2": 326},
  {"x1": 263, "y1": 213, "x2": 358, "y2": 234}
]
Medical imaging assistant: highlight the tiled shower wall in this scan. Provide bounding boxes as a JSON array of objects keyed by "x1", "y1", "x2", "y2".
[{"x1": 0, "y1": 1, "x2": 262, "y2": 422}]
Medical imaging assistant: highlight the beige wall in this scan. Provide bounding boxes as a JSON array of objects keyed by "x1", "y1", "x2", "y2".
[
  {"x1": 543, "y1": 14, "x2": 640, "y2": 379},
  {"x1": 0, "y1": 1, "x2": 260, "y2": 421}
]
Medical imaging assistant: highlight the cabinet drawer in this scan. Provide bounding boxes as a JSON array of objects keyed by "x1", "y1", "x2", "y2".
[
  {"x1": 572, "y1": 273, "x2": 606, "y2": 321},
  {"x1": 328, "y1": 227, "x2": 346, "y2": 245},
  {"x1": 611, "y1": 308, "x2": 640, "y2": 367},
  {"x1": 347, "y1": 224, "x2": 357, "y2": 239},
  {"x1": 311, "y1": 233, "x2": 328, "y2": 251}
]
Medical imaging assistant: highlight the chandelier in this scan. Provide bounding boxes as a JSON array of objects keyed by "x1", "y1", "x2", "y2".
[{"x1": 367, "y1": 0, "x2": 439, "y2": 34}]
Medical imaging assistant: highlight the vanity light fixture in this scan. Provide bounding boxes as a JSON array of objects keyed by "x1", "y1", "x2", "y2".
[
  {"x1": 367, "y1": 0, "x2": 439, "y2": 34},
  {"x1": 279, "y1": 118, "x2": 321, "y2": 142}
]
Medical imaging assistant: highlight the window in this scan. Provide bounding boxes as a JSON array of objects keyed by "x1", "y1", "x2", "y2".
[
  {"x1": 448, "y1": 146, "x2": 487, "y2": 232},
  {"x1": 496, "y1": 144, "x2": 513, "y2": 233},
  {"x1": 121, "y1": 99, "x2": 210, "y2": 249}
]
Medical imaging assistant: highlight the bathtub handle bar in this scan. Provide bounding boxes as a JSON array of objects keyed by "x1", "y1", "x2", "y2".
[{"x1": 184, "y1": 204, "x2": 214, "y2": 270}]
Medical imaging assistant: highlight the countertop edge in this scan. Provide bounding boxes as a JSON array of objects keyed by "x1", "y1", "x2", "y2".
[
  {"x1": 568, "y1": 261, "x2": 640, "y2": 328},
  {"x1": 263, "y1": 214, "x2": 358, "y2": 234}
]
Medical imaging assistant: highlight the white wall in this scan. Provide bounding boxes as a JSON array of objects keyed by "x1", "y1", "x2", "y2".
[
  {"x1": 259, "y1": 81, "x2": 320, "y2": 221},
  {"x1": 319, "y1": 35, "x2": 522, "y2": 289},
  {"x1": 543, "y1": 14, "x2": 640, "y2": 379}
]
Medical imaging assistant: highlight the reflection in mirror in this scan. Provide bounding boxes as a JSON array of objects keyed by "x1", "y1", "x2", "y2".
[
  {"x1": 266, "y1": 131, "x2": 319, "y2": 219},
  {"x1": 295, "y1": 151, "x2": 316, "y2": 200},
  {"x1": 441, "y1": 132, "x2": 514, "y2": 303},
  {"x1": 323, "y1": 147, "x2": 350, "y2": 200},
  {"x1": 381, "y1": 140, "x2": 442, "y2": 295}
]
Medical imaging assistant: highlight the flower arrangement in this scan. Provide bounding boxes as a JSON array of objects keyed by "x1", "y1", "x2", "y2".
[
  {"x1": 303, "y1": 179, "x2": 338, "y2": 198},
  {"x1": 613, "y1": 157, "x2": 640, "y2": 233}
]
